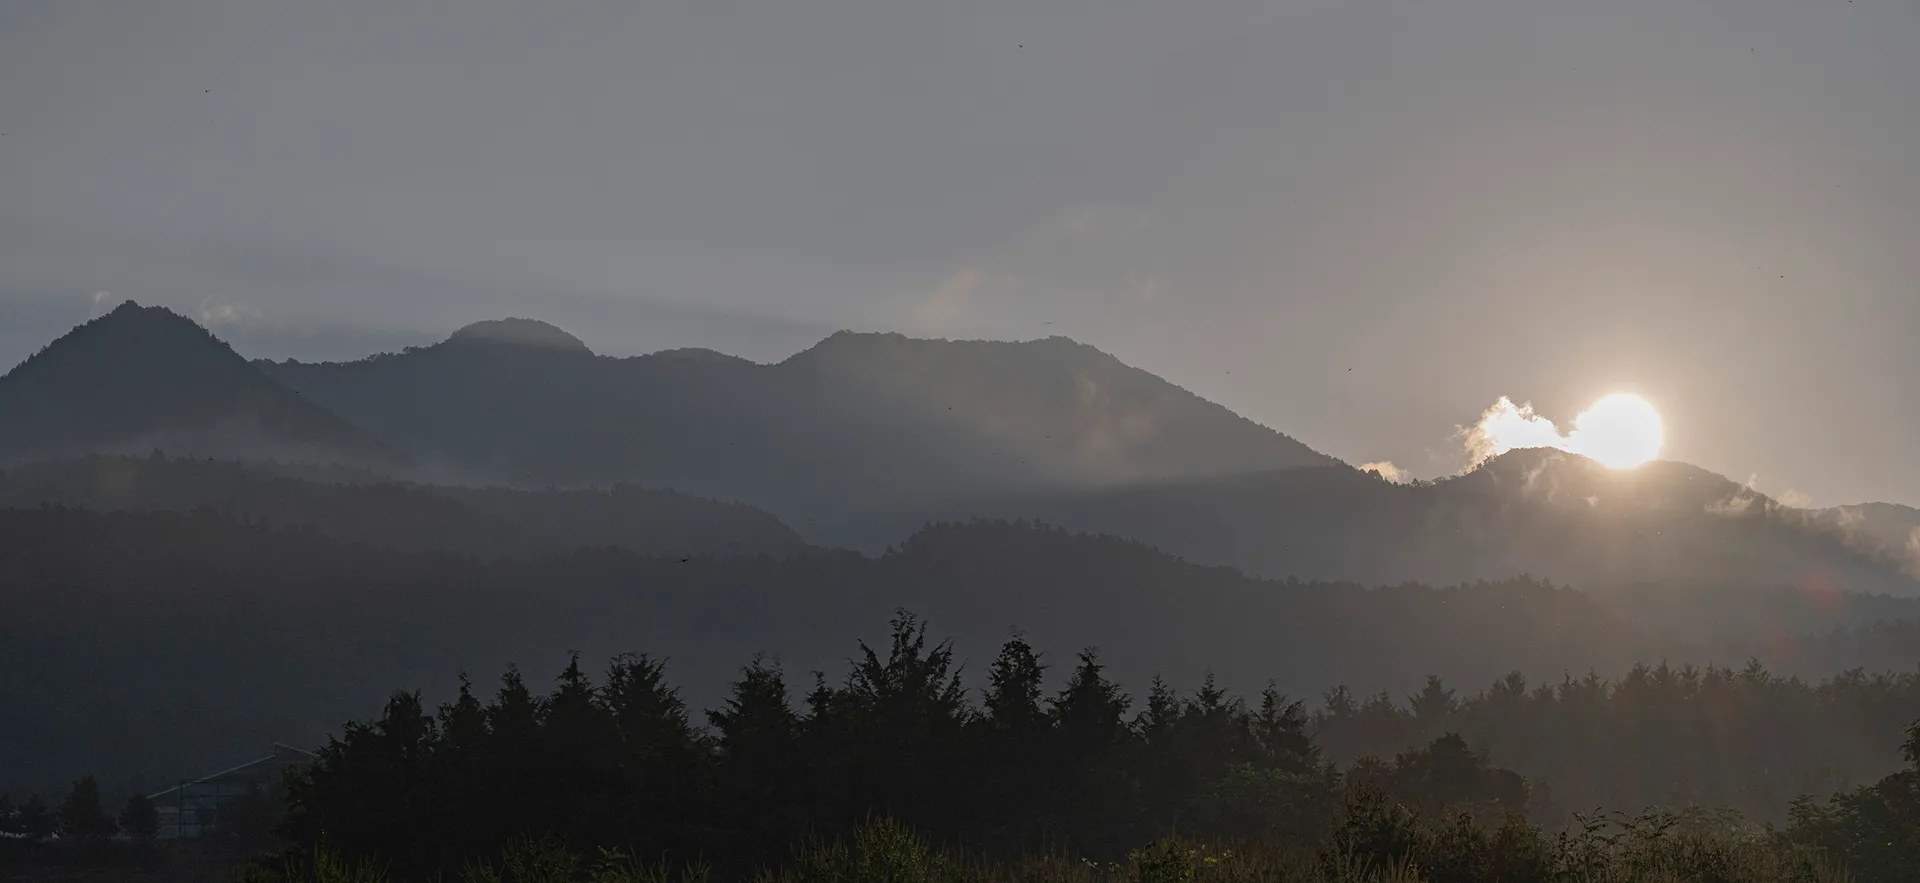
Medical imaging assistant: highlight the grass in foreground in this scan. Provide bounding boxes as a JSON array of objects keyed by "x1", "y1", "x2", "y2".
[{"x1": 251, "y1": 811, "x2": 1859, "y2": 883}]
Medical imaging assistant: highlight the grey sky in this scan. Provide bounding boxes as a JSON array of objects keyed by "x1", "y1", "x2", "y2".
[{"x1": 3, "y1": 0, "x2": 1916, "y2": 504}]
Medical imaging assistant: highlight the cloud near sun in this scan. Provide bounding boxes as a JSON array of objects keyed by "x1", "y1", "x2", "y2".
[{"x1": 1463, "y1": 394, "x2": 1665, "y2": 470}]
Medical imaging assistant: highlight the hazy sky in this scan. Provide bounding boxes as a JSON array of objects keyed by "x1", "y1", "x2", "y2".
[{"x1": 3, "y1": 0, "x2": 1916, "y2": 504}]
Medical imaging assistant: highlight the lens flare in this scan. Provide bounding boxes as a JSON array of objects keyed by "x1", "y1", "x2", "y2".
[{"x1": 1465, "y1": 393, "x2": 1664, "y2": 470}]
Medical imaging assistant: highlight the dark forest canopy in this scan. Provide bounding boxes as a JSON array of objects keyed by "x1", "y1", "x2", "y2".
[
  {"x1": 3, "y1": 506, "x2": 1918, "y2": 800},
  {"x1": 244, "y1": 621, "x2": 1920, "y2": 878},
  {"x1": 12, "y1": 633, "x2": 1917, "y2": 880}
]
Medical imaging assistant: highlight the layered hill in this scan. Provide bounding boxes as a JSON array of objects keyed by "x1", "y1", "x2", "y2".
[
  {"x1": 0, "y1": 455, "x2": 804, "y2": 559},
  {"x1": 0, "y1": 302, "x2": 398, "y2": 469},
  {"x1": 13, "y1": 507, "x2": 1920, "y2": 796},
  {"x1": 8, "y1": 309, "x2": 1916, "y2": 599},
  {"x1": 837, "y1": 448, "x2": 1920, "y2": 597}
]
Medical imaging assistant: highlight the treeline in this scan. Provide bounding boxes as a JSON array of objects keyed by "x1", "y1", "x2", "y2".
[
  {"x1": 7, "y1": 508, "x2": 1920, "y2": 796},
  {"x1": 279, "y1": 614, "x2": 1920, "y2": 879},
  {"x1": 0, "y1": 777, "x2": 159, "y2": 842},
  {"x1": 1312, "y1": 664, "x2": 1920, "y2": 822}
]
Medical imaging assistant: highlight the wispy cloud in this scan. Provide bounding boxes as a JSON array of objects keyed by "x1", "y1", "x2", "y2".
[
  {"x1": 197, "y1": 297, "x2": 264, "y2": 328},
  {"x1": 1361, "y1": 461, "x2": 1406, "y2": 483},
  {"x1": 908, "y1": 268, "x2": 986, "y2": 337}
]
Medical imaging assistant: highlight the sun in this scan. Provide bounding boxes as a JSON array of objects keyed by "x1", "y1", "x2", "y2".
[{"x1": 1569, "y1": 393, "x2": 1664, "y2": 469}]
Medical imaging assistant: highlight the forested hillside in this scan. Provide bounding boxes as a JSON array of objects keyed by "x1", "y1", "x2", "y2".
[{"x1": 5, "y1": 507, "x2": 1917, "y2": 803}]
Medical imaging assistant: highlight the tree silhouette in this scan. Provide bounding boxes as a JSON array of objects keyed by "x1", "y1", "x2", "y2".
[
  {"x1": 1785, "y1": 719, "x2": 1920, "y2": 879},
  {"x1": 265, "y1": 612, "x2": 1920, "y2": 879},
  {"x1": 57, "y1": 776, "x2": 115, "y2": 840},
  {"x1": 17, "y1": 795, "x2": 54, "y2": 840},
  {"x1": 119, "y1": 792, "x2": 160, "y2": 842},
  {"x1": 709, "y1": 656, "x2": 803, "y2": 846}
]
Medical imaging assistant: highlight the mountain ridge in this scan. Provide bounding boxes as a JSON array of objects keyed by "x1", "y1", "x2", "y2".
[
  {"x1": 8, "y1": 309, "x2": 1916, "y2": 598},
  {"x1": 444, "y1": 317, "x2": 593, "y2": 354},
  {"x1": 0, "y1": 302, "x2": 400, "y2": 469},
  {"x1": 829, "y1": 448, "x2": 1920, "y2": 596},
  {"x1": 254, "y1": 319, "x2": 1339, "y2": 516}
]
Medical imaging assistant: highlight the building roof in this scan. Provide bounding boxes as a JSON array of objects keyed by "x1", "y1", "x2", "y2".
[{"x1": 147, "y1": 743, "x2": 316, "y2": 800}]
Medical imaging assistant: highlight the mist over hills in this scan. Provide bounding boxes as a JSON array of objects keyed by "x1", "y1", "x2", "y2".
[
  {"x1": 7, "y1": 307, "x2": 1920, "y2": 843},
  {"x1": 1825, "y1": 501, "x2": 1920, "y2": 561},
  {"x1": 5, "y1": 307, "x2": 1917, "y2": 599},
  {"x1": 834, "y1": 449, "x2": 1920, "y2": 597}
]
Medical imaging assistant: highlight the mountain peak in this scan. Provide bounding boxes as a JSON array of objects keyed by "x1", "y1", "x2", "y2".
[
  {"x1": 0, "y1": 305, "x2": 397, "y2": 467},
  {"x1": 9, "y1": 302, "x2": 228, "y2": 377},
  {"x1": 786, "y1": 330, "x2": 1109, "y2": 365},
  {"x1": 446, "y1": 318, "x2": 592, "y2": 354},
  {"x1": 93, "y1": 299, "x2": 203, "y2": 330},
  {"x1": 647, "y1": 347, "x2": 750, "y2": 364}
]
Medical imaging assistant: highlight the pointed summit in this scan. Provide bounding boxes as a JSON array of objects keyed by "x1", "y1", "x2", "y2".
[
  {"x1": 446, "y1": 318, "x2": 591, "y2": 354},
  {"x1": 0, "y1": 304, "x2": 398, "y2": 467},
  {"x1": 101, "y1": 298, "x2": 148, "y2": 318}
]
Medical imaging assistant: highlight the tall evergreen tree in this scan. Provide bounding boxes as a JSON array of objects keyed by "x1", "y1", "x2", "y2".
[
  {"x1": 543, "y1": 653, "x2": 618, "y2": 847},
  {"x1": 600, "y1": 652, "x2": 706, "y2": 858},
  {"x1": 1051, "y1": 649, "x2": 1130, "y2": 754},
  {"x1": 709, "y1": 656, "x2": 799, "y2": 760},
  {"x1": 438, "y1": 672, "x2": 490, "y2": 763},
  {"x1": 58, "y1": 775, "x2": 115, "y2": 839},
  {"x1": 709, "y1": 656, "x2": 803, "y2": 850},
  {"x1": 983, "y1": 632, "x2": 1047, "y2": 734},
  {"x1": 1252, "y1": 685, "x2": 1318, "y2": 773},
  {"x1": 838, "y1": 611, "x2": 970, "y2": 832},
  {"x1": 119, "y1": 792, "x2": 160, "y2": 842},
  {"x1": 1048, "y1": 649, "x2": 1135, "y2": 849}
]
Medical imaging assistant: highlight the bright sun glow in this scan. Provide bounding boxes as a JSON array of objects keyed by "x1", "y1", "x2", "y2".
[
  {"x1": 1571, "y1": 393, "x2": 1666, "y2": 468},
  {"x1": 1466, "y1": 393, "x2": 1665, "y2": 470}
]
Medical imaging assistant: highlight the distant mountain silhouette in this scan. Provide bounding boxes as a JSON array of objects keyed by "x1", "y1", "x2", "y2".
[
  {"x1": 836, "y1": 448, "x2": 1920, "y2": 597},
  {"x1": 444, "y1": 317, "x2": 594, "y2": 353},
  {"x1": 0, "y1": 455, "x2": 804, "y2": 559},
  {"x1": 0, "y1": 302, "x2": 398, "y2": 468},
  {"x1": 256, "y1": 325, "x2": 1337, "y2": 518},
  {"x1": 12, "y1": 310, "x2": 1914, "y2": 598}
]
